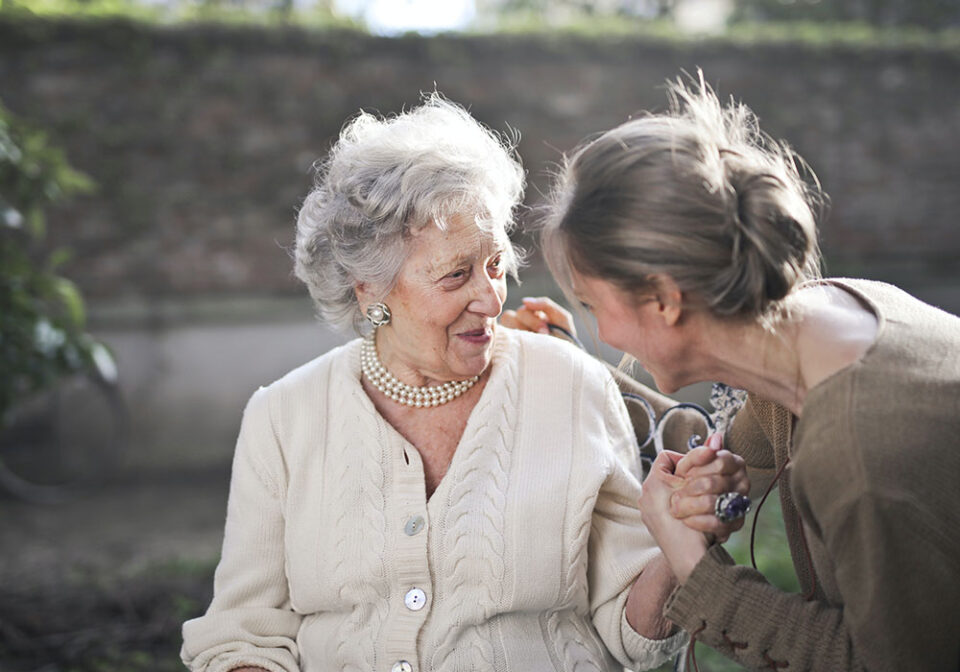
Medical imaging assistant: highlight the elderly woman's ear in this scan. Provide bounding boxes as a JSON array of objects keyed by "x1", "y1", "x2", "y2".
[
  {"x1": 354, "y1": 283, "x2": 369, "y2": 306},
  {"x1": 354, "y1": 283, "x2": 377, "y2": 311}
]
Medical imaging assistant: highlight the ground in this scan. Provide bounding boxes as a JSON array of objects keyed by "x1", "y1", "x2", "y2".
[{"x1": 0, "y1": 472, "x2": 230, "y2": 672}]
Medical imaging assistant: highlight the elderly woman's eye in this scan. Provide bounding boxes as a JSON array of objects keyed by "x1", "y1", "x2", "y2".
[{"x1": 487, "y1": 256, "x2": 505, "y2": 277}]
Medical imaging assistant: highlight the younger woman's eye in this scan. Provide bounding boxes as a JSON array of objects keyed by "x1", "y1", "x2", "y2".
[{"x1": 579, "y1": 301, "x2": 593, "y2": 313}]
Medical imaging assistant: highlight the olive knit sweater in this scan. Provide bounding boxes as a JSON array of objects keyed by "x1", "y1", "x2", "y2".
[{"x1": 660, "y1": 279, "x2": 960, "y2": 671}]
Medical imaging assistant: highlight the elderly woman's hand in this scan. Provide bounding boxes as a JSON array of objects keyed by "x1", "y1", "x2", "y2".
[
  {"x1": 501, "y1": 297, "x2": 576, "y2": 338},
  {"x1": 638, "y1": 451, "x2": 710, "y2": 583},
  {"x1": 670, "y1": 433, "x2": 749, "y2": 542}
]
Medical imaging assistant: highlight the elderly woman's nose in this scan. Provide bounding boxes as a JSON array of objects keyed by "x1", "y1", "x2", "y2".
[{"x1": 470, "y1": 273, "x2": 504, "y2": 316}]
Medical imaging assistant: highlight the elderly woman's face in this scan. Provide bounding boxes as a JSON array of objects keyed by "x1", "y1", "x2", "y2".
[{"x1": 375, "y1": 213, "x2": 508, "y2": 383}]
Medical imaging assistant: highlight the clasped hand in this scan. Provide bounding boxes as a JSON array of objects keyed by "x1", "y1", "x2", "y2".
[{"x1": 638, "y1": 433, "x2": 749, "y2": 583}]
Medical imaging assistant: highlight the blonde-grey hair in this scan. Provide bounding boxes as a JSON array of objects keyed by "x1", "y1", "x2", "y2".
[
  {"x1": 541, "y1": 72, "x2": 824, "y2": 323},
  {"x1": 295, "y1": 93, "x2": 526, "y2": 332}
]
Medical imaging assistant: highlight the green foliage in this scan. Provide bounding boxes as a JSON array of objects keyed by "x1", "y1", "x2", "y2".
[
  {"x1": 0, "y1": 100, "x2": 108, "y2": 429},
  {"x1": 0, "y1": 0, "x2": 363, "y2": 28},
  {"x1": 733, "y1": 0, "x2": 960, "y2": 29},
  {"x1": 724, "y1": 19, "x2": 960, "y2": 50},
  {"x1": 482, "y1": 15, "x2": 960, "y2": 50},
  {"x1": 3, "y1": 0, "x2": 959, "y2": 50}
]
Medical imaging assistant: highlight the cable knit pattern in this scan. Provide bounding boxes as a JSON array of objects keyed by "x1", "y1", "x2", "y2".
[
  {"x1": 330, "y1": 384, "x2": 388, "y2": 670},
  {"x1": 427, "y1": 366, "x2": 514, "y2": 669},
  {"x1": 182, "y1": 328, "x2": 685, "y2": 672},
  {"x1": 543, "y1": 362, "x2": 607, "y2": 672}
]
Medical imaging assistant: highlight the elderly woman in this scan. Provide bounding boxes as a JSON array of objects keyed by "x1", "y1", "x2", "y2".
[
  {"x1": 521, "y1": 75, "x2": 960, "y2": 671},
  {"x1": 179, "y1": 95, "x2": 749, "y2": 672}
]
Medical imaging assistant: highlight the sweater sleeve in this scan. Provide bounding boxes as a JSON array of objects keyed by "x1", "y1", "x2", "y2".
[
  {"x1": 669, "y1": 379, "x2": 960, "y2": 672},
  {"x1": 664, "y1": 391, "x2": 869, "y2": 671},
  {"x1": 588, "y1": 374, "x2": 687, "y2": 671},
  {"x1": 181, "y1": 387, "x2": 301, "y2": 672},
  {"x1": 664, "y1": 543, "x2": 863, "y2": 671},
  {"x1": 667, "y1": 477, "x2": 960, "y2": 672}
]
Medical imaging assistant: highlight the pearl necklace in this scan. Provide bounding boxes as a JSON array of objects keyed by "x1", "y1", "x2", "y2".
[{"x1": 361, "y1": 334, "x2": 479, "y2": 408}]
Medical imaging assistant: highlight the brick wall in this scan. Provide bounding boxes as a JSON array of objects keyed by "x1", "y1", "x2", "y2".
[{"x1": 2, "y1": 17, "x2": 958, "y2": 309}]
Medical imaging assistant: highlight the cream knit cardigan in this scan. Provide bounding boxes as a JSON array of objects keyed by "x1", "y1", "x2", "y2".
[{"x1": 181, "y1": 328, "x2": 685, "y2": 672}]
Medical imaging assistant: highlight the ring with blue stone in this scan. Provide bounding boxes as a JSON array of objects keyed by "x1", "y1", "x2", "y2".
[{"x1": 714, "y1": 492, "x2": 752, "y2": 523}]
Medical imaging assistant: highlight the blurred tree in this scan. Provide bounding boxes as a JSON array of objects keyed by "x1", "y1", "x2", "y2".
[
  {"x1": 475, "y1": 0, "x2": 960, "y2": 30},
  {"x1": 0, "y1": 102, "x2": 111, "y2": 429},
  {"x1": 732, "y1": 0, "x2": 960, "y2": 28},
  {"x1": 486, "y1": 0, "x2": 672, "y2": 17},
  {"x1": 474, "y1": 0, "x2": 674, "y2": 24}
]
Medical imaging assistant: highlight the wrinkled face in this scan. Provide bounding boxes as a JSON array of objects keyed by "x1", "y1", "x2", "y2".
[
  {"x1": 572, "y1": 271, "x2": 689, "y2": 394},
  {"x1": 371, "y1": 213, "x2": 509, "y2": 383}
]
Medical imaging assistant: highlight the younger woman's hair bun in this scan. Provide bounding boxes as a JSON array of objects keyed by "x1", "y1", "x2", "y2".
[
  {"x1": 716, "y1": 150, "x2": 823, "y2": 316},
  {"x1": 542, "y1": 70, "x2": 825, "y2": 322}
]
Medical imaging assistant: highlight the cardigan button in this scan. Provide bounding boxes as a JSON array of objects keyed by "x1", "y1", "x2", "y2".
[
  {"x1": 404, "y1": 516, "x2": 425, "y2": 536},
  {"x1": 391, "y1": 661, "x2": 413, "y2": 672},
  {"x1": 404, "y1": 587, "x2": 427, "y2": 611}
]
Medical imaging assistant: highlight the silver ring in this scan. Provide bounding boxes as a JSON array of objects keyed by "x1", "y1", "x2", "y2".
[{"x1": 714, "y1": 492, "x2": 751, "y2": 523}]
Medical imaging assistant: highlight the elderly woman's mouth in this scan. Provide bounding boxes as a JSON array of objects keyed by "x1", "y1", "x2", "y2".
[{"x1": 457, "y1": 327, "x2": 493, "y2": 345}]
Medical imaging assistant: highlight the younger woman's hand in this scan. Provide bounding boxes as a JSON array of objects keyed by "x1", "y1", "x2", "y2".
[
  {"x1": 501, "y1": 297, "x2": 576, "y2": 338},
  {"x1": 671, "y1": 433, "x2": 749, "y2": 541}
]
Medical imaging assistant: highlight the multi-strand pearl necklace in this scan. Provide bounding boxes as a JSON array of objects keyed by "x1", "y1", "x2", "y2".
[{"x1": 360, "y1": 333, "x2": 479, "y2": 408}]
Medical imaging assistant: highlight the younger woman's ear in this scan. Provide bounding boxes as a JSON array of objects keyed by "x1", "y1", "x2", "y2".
[{"x1": 650, "y1": 274, "x2": 683, "y2": 327}]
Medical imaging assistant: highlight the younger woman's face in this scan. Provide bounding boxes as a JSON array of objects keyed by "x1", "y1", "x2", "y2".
[{"x1": 571, "y1": 271, "x2": 690, "y2": 394}]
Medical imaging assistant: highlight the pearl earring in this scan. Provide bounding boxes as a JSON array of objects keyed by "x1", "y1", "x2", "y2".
[{"x1": 365, "y1": 302, "x2": 391, "y2": 327}]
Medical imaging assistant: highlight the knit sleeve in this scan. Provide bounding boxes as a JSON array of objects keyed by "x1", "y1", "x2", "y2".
[
  {"x1": 663, "y1": 388, "x2": 870, "y2": 672},
  {"x1": 588, "y1": 374, "x2": 687, "y2": 670},
  {"x1": 667, "y1": 473, "x2": 960, "y2": 672},
  {"x1": 664, "y1": 542, "x2": 865, "y2": 671},
  {"x1": 181, "y1": 387, "x2": 301, "y2": 672}
]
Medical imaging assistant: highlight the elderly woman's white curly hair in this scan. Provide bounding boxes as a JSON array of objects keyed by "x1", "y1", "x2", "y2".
[{"x1": 295, "y1": 93, "x2": 526, "y2": 332}]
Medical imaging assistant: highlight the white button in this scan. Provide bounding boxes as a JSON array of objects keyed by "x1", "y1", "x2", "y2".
[
  {"x1": 404, "y1": 515, "x2": 425, "y2": 536},
  {"x1": 391, "y1": 661, "x2": 413, "y2": 672},
  {"x1": 404, "y1": 587, "x2": 427, "y2": 611}
]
